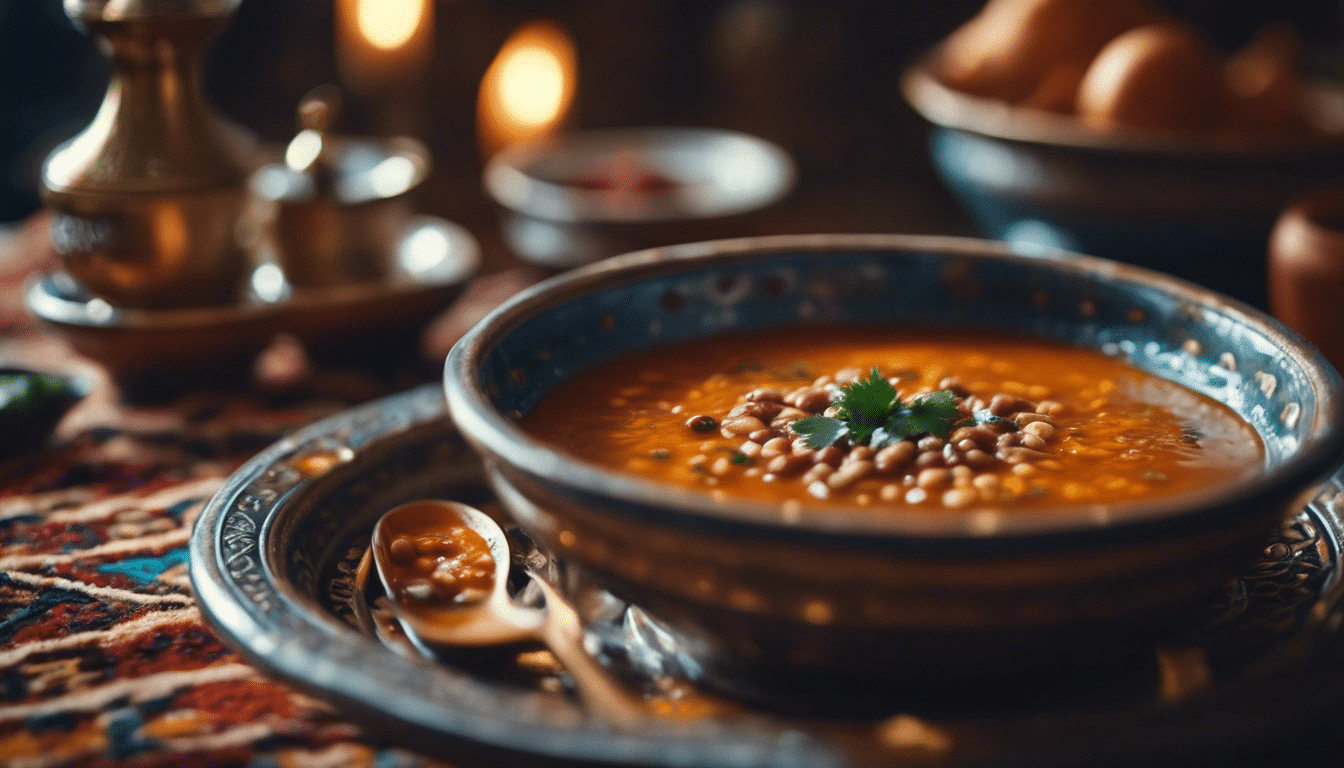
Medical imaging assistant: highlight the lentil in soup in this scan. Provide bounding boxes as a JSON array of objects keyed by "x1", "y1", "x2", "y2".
[{"x1": 523, "y1": 328, "x2": 1263, "y2": 510}]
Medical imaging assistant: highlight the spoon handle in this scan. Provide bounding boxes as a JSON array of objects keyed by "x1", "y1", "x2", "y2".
[{"x1": 530, "y1": 575, "x2": 648, "y2": 729}]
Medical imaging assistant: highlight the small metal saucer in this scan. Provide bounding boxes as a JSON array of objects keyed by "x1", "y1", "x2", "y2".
[{"x1": 26, "y1": 216, "x2": 479, "y2": 399}]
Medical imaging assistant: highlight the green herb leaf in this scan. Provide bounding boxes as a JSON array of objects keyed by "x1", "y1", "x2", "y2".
[
  {"x1": 792, "y1": 415, "x2": 848, "y2": 449},
  {"x1": 733, "y1": 359, "x2": 764, "y2": 373},
  {"x1": 0, "y1": 372, "x2": 79, "y2": 411},
  {"x1": 883, "y1": 390, "x2": 961, "y2": 442},
  {"x1": 917, "y1": 389, "x2": 962, "y2": 428},
  {"x1": 835, "y1": 369, "x2": 898, "y2": 445},
  {"x1": 790, "y1": 376, "x2": 964, "y2": 450}
]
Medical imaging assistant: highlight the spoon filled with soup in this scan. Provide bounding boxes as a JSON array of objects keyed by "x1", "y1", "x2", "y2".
[{"x1": 371, "y1": 499, "x2": 648, "y2": 727}]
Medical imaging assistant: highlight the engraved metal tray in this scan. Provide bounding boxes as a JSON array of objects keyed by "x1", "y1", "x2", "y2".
[{"x1": 189, "y1": 385, "x2": 1344, "y2": 767}]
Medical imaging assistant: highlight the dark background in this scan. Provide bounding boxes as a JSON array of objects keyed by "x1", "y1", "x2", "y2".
[{"x1": 2, "y1": 0, "x2": 1340, "y2": 234}]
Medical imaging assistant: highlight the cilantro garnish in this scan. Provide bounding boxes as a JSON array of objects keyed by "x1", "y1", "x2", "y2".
[
  {"x1": 792, "y1": 415, "x2": 850, "y2": 449},
  {"x1": 790, "y1": 369, "x2": 963, "y2": 450},
  {"x1": 882, "y1": 390, "x2": 961, "y2": 442},
  {"x1": 835, "y1": 369, "x2": 899, "y2": 444}
]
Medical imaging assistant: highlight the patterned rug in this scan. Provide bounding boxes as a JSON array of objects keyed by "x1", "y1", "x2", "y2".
[{"x1": 0, "y1": 216, "x2": 453, "y2": 767}]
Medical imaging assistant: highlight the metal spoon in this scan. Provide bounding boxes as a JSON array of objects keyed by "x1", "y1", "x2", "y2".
[
  {"x1": 371, "y1": 499, "x2": 647, "y2": 728},
  {"x1": 352, "y1": 546, "x2": 424, "y2": 659}
]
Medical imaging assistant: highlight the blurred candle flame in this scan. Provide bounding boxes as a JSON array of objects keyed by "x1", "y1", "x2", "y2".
[
  {"x1": 356, "y1": 0, "x2": 426, "y2": 51},
  {"x1": 335, "y1": 0, "x2": 433, "y2": 95},
  {"x1": 478, "y1": 21, "x2": 577, "y2": 157}
]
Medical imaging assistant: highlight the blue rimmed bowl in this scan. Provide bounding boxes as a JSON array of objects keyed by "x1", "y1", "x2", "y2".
[
  {"x1": 444, "y1": 234, "x2": 1344, "y2": 691},
  {"x1": 899, "y1": 54, "x2": 1344, "y2": 309}
]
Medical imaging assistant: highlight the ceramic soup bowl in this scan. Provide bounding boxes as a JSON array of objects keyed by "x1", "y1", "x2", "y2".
[{"x1": 444, "y1": 234, "x2": 1344, "y2": 693}]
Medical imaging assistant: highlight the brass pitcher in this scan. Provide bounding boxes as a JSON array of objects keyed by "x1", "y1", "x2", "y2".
[{"x1": 41, "y1": 0, "x2": 255, "y2": 309}]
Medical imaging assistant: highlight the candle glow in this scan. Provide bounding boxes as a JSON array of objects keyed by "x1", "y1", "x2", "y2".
[
  {"x1": 498, "y1": 46, "x2": 568, "y2": 127},
  {"x1": 356, "y1": 0, "x2": 424, "y2": 51},
  {"x1": 477, "y1": 21, "x2": 577, "y2": 157},
  {"x1": 334, "y1": 0, "x2": 433, "y2": 98}
]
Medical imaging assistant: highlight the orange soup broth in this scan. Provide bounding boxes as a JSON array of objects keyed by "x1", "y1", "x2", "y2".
[{"x1": 522, "y1": 328, "x2": 1264, "y2": 511}]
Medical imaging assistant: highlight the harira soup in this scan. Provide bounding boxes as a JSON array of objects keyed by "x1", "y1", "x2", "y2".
[{"x1": 524, "y1": 327, "x2": 1264, "y2": 513}]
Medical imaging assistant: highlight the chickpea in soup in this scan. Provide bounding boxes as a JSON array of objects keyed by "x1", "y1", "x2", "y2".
[{"x1": 523, "y1": 328, "x2": 1264, "y2": 511}]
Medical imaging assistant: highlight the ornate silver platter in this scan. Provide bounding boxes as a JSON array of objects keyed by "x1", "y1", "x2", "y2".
[{"x1": 190, "y1": 384, "x2": 1344, "y2": 767}]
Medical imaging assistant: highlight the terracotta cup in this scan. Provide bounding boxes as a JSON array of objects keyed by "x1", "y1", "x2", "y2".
[{"x1": 1269, "y1": 188, "x2": 1344, "y2": 374}]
